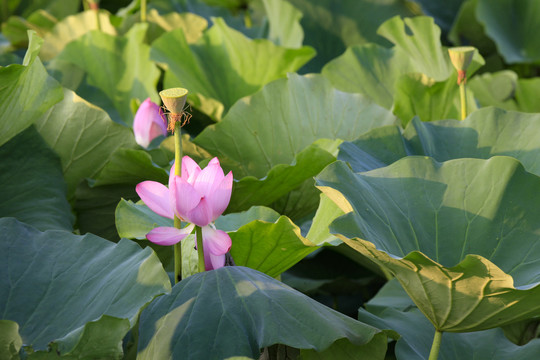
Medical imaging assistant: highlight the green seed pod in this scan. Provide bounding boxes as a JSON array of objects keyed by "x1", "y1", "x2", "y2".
[
  {"x1": 448, "y1": 46, "x2": 476, "y2": 71},
  {"x1": 159, "y1": 88, "x2": 188, "y2": 114}
]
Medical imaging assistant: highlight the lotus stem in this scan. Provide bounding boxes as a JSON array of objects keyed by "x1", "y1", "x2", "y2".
[
  {"x1": 196, "y1": 225, "x2": 206, "y2": 272},
  {"x1": 459, "y1": 70, "x2": 467, "y2": 120},
  {"x1": 160, "y1": 88, "x2": 188, "y2": 283},
  {"x1": 140, "y1": 0, "x2": 147, "y2": 22},
  {"x1": 428, "y1": 329, "x2": 443, "y2": 360}
]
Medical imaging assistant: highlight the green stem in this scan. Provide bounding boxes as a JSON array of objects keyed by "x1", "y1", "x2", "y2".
[
  {"x1": 428, "y1": 330, "x2": 443, "y2": 360},
  {"x1": 174, "y1": 121, "x2": 182, "y2": 175},
  {"x1": 196, "y1": 226, "x2": 206, "y2": 272},
  {"x1": 173, "y1": 121, "x2": 183, "y2": 283},
  {"x1": 459, "y1": 80, "x2": 467, "y2": 121},
  {"x1": 140, "y1": 0, "x2": 147, "y2": 22}
]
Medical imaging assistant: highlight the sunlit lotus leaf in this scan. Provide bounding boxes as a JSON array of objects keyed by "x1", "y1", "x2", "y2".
[
  {"x1": 35, "y1": 88, "x2": 137, "y2": 198},
  {"x1": 0, "y1": 127, "x2": 73, "y2": 231},
  {"x1": 230, "y1": 216, "x2": 318, "y2": 278},
  {"x1": 261, "y1": 0, "x2": 303, "y2": 48},
  {"x1": 0, "y1": 31, "x2": 62, "y2": 148},
  {"x1": 0, "y1": 218, "x2": 170, "y2": 357},
  {"x1": 137, "y1": 266, "x2": 392, "y2": 359},
  {"x1": 377, "y1": 16, "x2": 452, "y2": 81},
  {"x1": 50, "y1": 23, "x2": 160, "y2": 125},
  {"x1": 228, "y1": 143, "x2": 335, "y2": 213},
  {"x1": 39, "y1": 10, "x2": 117, "y2": 61},
  {"x1": 195, "y1": 73, "x2": 397, "y2": 179},
  {"x1": 151, "y1": 18, "x2": 314, "y2": 119},
  {"x1": 194, "y1": 74, "x2": 396, "y2": 216},
  {"x1": 317, "y1": 156, "x2": 540, "y2": 332},
  {"x1": 477, "y1": 0, "x2": 540, "y2": 63},
  {"x1": 287, "y1": 0, "x2": 416, "y2": 73},
  {"x1": 306, "y1": 193, "x2": 346, "y2": 246},
  {"x1": 322, "y1": 43, "x2": 416, "y2": 109},
  {"x1": 358, "y1": 279, "x2": 540, "y2": 360}
]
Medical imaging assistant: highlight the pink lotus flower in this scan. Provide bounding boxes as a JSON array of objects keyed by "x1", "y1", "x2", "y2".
[
  {"x1": 136, "y1": 156, "x2": 233, "y2": 270},
  {"x1": 133, "y1": 98, "x2": 168, "y2": 148}
]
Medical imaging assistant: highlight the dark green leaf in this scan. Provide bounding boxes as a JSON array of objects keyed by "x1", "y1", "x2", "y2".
[
  {"x1": 0, "y1": 218, "x2": 170, "y2": 356},
  {"x1": 137, "y1": 266, "x2": 391, "y2": 359},
  {"x1": 0, "y1": 127, "x2": 73, "y2": 231}
]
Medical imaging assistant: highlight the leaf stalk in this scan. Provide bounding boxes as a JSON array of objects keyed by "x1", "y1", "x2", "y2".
[{"x1": 428, "y1": 329, "x2": 443, "y2": 360}]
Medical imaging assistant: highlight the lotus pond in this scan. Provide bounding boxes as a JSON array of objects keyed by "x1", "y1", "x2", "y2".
[{"x1": 2, "y1": 0, "x2": 540, "y2": 359}]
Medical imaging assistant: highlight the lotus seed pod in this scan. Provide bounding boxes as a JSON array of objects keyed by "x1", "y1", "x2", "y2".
[
  {"x1": 448, "y1": 46, "x2": 476, "y2": 71},
  {"x1": 159, "y1": 88, "x2": 188, "y2": 114}
]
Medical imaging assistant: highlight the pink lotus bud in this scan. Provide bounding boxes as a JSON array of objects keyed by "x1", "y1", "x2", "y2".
[{"x1": 133, "y1": 98, "x2": 168, "y2": 148}]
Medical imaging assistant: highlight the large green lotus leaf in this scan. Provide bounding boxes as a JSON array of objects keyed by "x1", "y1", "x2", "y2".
[
  {"x1": 228, "y1": 142, "x2": 335, "y2": 213},
  {"x1": 0, "y1": 127, "x2": 73, "y2": 231},
  {"x1": 468, "y1": 70, "x2": 519, "y2": 110},
  {"x1": 194, "y1": 73, "x2": 397, "y2": 179},
  {"x1": 377, "y1": 16, "x2": 452, "y2": 81},
  {"x1": 0, "y1": 320, "x2": 22, "y2": 360},
  {"x1": 322, "y1": 43, "x2": 416, "y2": 109},
  {"x1": 51, "y1": 24, "x2": 160, "y2": 125},
  {"x1": 477, "y1": 0, "x2": 540, "y2": 63},
  {"x1": 287, "y1": 0, "x2": 416, "y2": 73},
  {"x1": 137, "y1": 266, "x2": 391, "y2": 359},
  {"x1": 39, "y1": 10, "x2": 117, "y2": 61},
  {"x1": 357, "y1": 279, "x2": 540, "y2": 360},
  {"x1": 151, "y1": 17, "x2": 314, "y2": 118},
  {"x1": 34, "y1": 88, "x2": 137, "y2": 198},
  {"x1": 341, "y1": 108, "x2": 540, "y2": 177},
  {"x1": 317, "y1": 157, "x2": 540, "y2": 331},
  {"x1": 0, "y1": 31, "x2": 63, "y2": 148},
  {"x1": 230, "y1": 216, "x2": 318, "y2": 278},
  {"x1": 0, "y1": 218, "x2": 170, "y2": 356},
  {"x1": 393, "y1": 72, "x2": 477, "y2": 125},
  {"x1": 261, "y1": 0, "x2": 303, "y2": 48}
]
